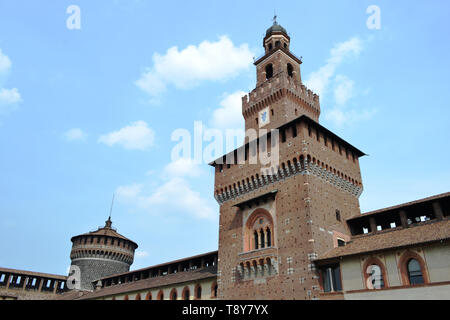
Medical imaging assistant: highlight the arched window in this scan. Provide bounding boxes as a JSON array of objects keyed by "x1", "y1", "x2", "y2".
[
  {"x1": 366, "y1": 265, "x2": 385, "y2": 289},
  {"x1": 245, "y1": 209, "x2": 274, "y2": 252},
  {"x1": 170, "y1": 288, "x2": 177, "y2": 300},
  {"x1": 399, "y1": 251, "x2": 428, "y2": 285},
  {"x1": 363, "y1": 257, "x2": 388, "y2": 289},
  {"x1": 254, "y1": 231, "x2": 259, "y2": 250},
  {"x1": 287, "y1": 63, "x2": 293, "y2": 77},
  {"x1": 275, "y1": 41, "x2": 280, "y2": 48},
  {"x1": 145, "y1": 292, "x2": 152, "y2": 300},
  {"x1": 266, "y1": 227, "x2": 271, "y2": 247},
  {"x1": 265, "y1": 64, "x2": 273, "y2": 79},
  {"x1": 195, "y1": 285, "x2": 202, "y2": 300},
  {"x1": 268, "y1": 43, "x2": 273, "y2": 51},
  {"x1": 157, "y1": 290, "x2": 164, "y2": 300},
  {"x1": 135, "y1": 293, "x2": 141, "y2": 300},
  {"x1": 260, "y1": 230, "x2": 265, "y2": 249},
  {"x1": 407, "y1": 259, "x2": 424, "y2": 285}
]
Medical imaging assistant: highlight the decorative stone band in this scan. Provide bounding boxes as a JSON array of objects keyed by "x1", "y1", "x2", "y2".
[
  {"x1": 214, "y1": 160, "x2": 363, "y2": 205},
  {"x1": 70, "y1": 249, "x2": 134, "y2": 265},
  {"x1": 236, "y1": 256, "x2": 278, "y2": 281},
  {"x1": 71, "y1": 244, "x2": 135, "y2": 256}
]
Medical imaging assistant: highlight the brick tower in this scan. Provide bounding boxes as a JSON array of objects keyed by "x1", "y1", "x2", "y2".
[
  {"x1": 69, "y1": 217, "x2": 138, "y2": 291},
  {"x1": 211, "y1": 19, "x2": 365, "y2": 299}
]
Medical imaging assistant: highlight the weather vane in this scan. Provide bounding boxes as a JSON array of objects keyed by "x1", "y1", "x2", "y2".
[{"x1": 273, "y1": 11, "x2": 277, "y2": 24}]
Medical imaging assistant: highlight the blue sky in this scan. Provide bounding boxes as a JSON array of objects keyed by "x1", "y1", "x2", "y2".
[{"x1": 0, "y1": 0, "x2": 449, "y2": 275}]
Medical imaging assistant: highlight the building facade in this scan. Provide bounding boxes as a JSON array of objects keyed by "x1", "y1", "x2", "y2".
[{"x1": 1, "y1": 20, "x2": 449, "y2": 301}]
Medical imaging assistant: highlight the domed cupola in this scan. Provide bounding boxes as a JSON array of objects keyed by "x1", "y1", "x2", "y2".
[
  {"x1": 265, "y1": 20, "x2": 287, "y2": 37},
  {"x1": 263, "y1": 16, "x2": 291, "y2": 54}
]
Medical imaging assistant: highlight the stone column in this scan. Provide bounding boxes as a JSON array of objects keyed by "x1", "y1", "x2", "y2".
[
  {"x1": 264, "y1": 230, "x2": 269, "y2": 247},
  {"x1": 22, "y1": 276, "x2": 28, "y2": 291},
  {"x1": 5, "y1": 274, "x2": 12, "y2": 289},
  {"x1": 38, "y1": 278, "x2": 44, "y2": 292},
  {"x1": 432, "y1": 202, "x2": 444, "y2": 220},
  {"x1": 238, "y1": 265, "x2": 244, "y2": 279},
  {"x1": 264, "y1": 263, "x2": 270, "y2": 276},
  {"x1": 369, "y1": 217, "x2": 377, "y2": 233},
  {"x1": 244, "y1": 265, "x2": 251, "y2": 280},
  {"x1": 399, "y1": 210, "x2": 408, "y2": 228},
  {"x1": 53, "y1": 280, "x2": 58, "y2": 294},
  {"x1": 256, "y1": 264, "x2": 263, "y2": 278}
]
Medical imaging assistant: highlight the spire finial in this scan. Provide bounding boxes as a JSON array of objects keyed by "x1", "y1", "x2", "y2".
[
  {"x1": 105, "y1": 193, "x2": 115, "y2": 228},
  {"x1": 273, "y1": 11, "x2": 277, "y2": 25}
]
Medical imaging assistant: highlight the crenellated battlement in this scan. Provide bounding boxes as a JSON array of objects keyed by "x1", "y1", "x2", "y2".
[{"x1": 242, "y1": 71, "x2": 320, "y2": 122}]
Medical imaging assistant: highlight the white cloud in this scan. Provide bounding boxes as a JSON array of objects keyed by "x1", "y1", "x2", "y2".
[
  {"x1": 136, "y1": 36, "x2": 254, "y2": 97},
  {"x1": 304, "y1": 37, "x2": 376, "y2": 126},
  {"x1": 98, "y1": 121, "x2": 155, "y2": 150},
  {"x1": 63, "y1": 128, "x2": 87, "y2": 141},
  {"x1": 0, "y1": 49, "x2": 21, "y2": 116},
  {"x1": 333, "y1": 75, "x2": 354, "y2": 106},
  {"x1": 116, "y1": 183, "x2": 143, "y2": 200},
  {"x1": 305, "y1": 37, "x2": 362, "y2": 97},
  {"x1": 116, "y1": 177, "x2": 216, "y2": 220},
  {"x1": 163, "y1": 158, "x2": 204, "y2": 178},
  {"x1": 325, "y1": 108, "x2": 377, "y2": 127},
  {"x1": 135, "y1": 250, "x2": 149, "y2": 259},
  {"x1": 0, "y1": 88, "x2": 21, "y2": 105},
  {"x1": 0, "y1": 49, "x2": 12, "y2": 74},
  {"x1": 210, "y1": 91, "x2": 246, "y2": 130},
  {"x1": 142, "y1": 178, "x2": 216, "y2": 220}
]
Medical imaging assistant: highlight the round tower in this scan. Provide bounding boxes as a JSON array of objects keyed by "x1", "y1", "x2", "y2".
[{"x1": 69, "y1": 217, "x2": 138, "y2": 291}]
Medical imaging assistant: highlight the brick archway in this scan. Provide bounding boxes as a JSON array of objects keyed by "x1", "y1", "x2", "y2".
[
  {"x1": 194, "y1": 284, "x2": 202, "y2": 300},
  {"x1": 169, "y1": 288, "x2": 178, "y2": 300},
  {"x1": 398, "y1": 250, "x2": 429, "y2": 285}
]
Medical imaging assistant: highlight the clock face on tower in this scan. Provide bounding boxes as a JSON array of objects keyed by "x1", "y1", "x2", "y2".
[{"x1": 259, "y1": 107, "x2": 270, "y2": 128}]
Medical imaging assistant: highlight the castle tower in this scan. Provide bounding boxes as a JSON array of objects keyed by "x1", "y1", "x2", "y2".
[
  {"x1": 211, "y1": 20, "x2": 365, "y2": 299},
  {"x1": 242, "y1": 18, "x2": 320, "y2": 133},
  {"x1": 69, "y1": 217, "x2": 138, "y2": 291}
]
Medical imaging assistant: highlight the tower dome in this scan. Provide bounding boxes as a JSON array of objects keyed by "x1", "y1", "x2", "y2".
[
  {"x1": 69, "y1": 217, "x2": 138, "y2": 291},
  {"x1": 265, "y1": 21, "x2": 287, "y2": 36},
  {"x1": 262, "y1": 16, "x2": 291, "y2": 54}
]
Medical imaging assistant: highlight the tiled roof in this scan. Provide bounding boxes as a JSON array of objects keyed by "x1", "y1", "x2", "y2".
[
  {"x1": 348, "y1": 192, "x2": 450, "y2": 221},
  {"x1": 0, "y1": 267, "x2": 67, "y2": 280},
  {"x1": 96, "y1": 250, "x2": 218, "y2": 282},
  {"x1": 315, "y1": 218, "x2": 450, "y2": 262},
  {"x1": 68, "y1": 265, "x2": 217, "y2": 300}
]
